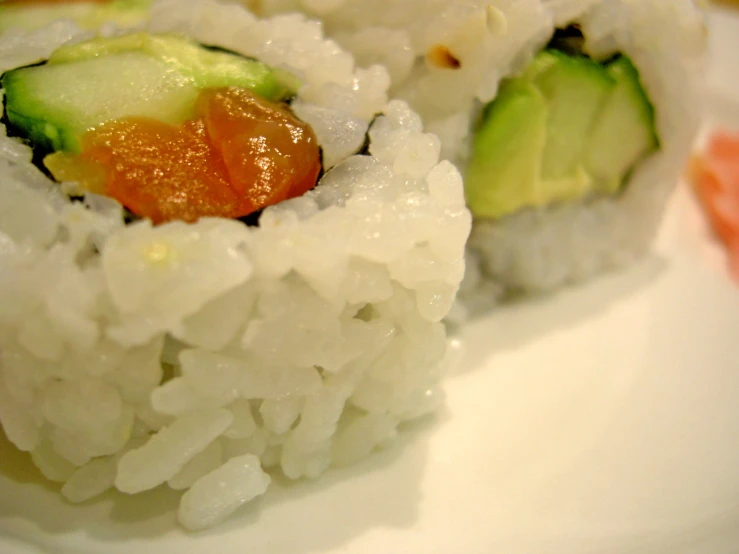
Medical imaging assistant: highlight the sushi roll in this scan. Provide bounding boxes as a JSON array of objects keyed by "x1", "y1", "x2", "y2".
[
  {"x1": 254, "y1": 0, "x2": 706, "y2": 300},
  {"x1": 0, "y1": 0, "x2": 471, "y2": 530}
]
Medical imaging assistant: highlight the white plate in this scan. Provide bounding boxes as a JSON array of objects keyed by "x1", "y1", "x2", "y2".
[{"x1": 2, "y1": 7, "x2": 739, "y2": 554}]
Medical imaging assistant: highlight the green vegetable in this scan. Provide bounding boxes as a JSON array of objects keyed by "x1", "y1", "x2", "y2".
[
  {"x1": 465, "y1": 49, "x2": 659, "y2": 219},
  {"x1": 529, "y1": 50, "x2": 615, "y2": 181},
  {"x1": 464, "y1": 81, "x2": 549, "y2": 219},
  {"x1": 1, "y1": 33, "x2": 301, "y2": 153},
  {"x1": 583, "y1": 56, "x2": 660, "y2": 194}
]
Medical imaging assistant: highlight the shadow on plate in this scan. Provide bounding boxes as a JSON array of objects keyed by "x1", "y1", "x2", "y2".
[
  {"x1": 0, "y1": 413, "x2": 438, "y2": 553},
  {"x1": 455, "y1": 254, "x2": 667, "y2": 375},
  {"x1": 196, "y1": 415, "x2": 442, "y2": 553},
  {"x1": 0, "y1": 427, "x2": 180, "y2": 540}
]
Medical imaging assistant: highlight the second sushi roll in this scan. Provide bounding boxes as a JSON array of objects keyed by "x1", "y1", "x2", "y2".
[
  {"x1": 0, "y1": 0, "x2": 471, "y2": 531},
  {"x1": 255, "y1": 0, "x2": 706, "y2": 302}
]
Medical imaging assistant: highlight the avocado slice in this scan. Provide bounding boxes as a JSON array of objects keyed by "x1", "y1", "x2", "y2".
[
  {"x1": 464, "y1": 80, "x2": 548, "y2": 219},
  {"x1": 464, "y1": 48, "x2": 659, "y2": 220},
  {"x1": 1, "y1": 33, "x2": 301, "y2": 154}
]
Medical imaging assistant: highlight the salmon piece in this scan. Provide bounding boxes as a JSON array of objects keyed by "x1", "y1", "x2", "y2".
[
  {"x1": 730, "y1": 238, "x2": 739, "y2": 282},
  {"x1": 691, "y1": 130, "x2": 739, "y2": 281},
  {"x1": 84, "y1": 117, "x2": 241, "y2": 224},
  {"x1": 46, "y1": 87, "x2": 321, "y2": 224},
  {"x1": 197, "y1": 88, "x2": 321, "y2": 211}
]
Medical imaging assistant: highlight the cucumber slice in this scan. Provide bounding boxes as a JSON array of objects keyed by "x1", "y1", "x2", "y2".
[
  {"x1": 3, "y1": 53, "x2": 199, "y2": 153},
  {"x1": 1, "y1": 33, "x2": 301, "y2": 153},
  {"x1": 465, "y1": 81, "x2": 548, "y2": 219},
  {"x1": 583, "y1": 56, "x2": 659, "y2": 194},
  {"x1": 48, "y1": 33, "x2": 301, "y2": 103},
  {"x1": 531, "y1": 50, "x2": 616, "y2": 180}
]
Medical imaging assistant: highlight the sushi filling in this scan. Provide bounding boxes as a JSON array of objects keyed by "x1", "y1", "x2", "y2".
[
  {"x1": 0, "y1": 32, "x2": 322, "y2": 224},
  {"x1": 464, "y1": 26, "x2": 660, "y2": 220}
]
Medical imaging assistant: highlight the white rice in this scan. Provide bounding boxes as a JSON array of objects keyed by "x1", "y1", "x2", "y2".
[
  {"x1": 0, "y1": 0, "x2": 471, "y2": 531},
  {"x1": 254, "y1": 0, "x2": 706, "y2": 300}
]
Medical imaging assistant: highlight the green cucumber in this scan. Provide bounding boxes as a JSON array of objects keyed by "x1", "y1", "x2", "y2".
[
  {"x1": 1, "y1": 33, "x2": 301, "y2": 153},
  {"x1": 583, "y1": 56, "x2": 659, "y2": 194},
  {"x1": 530, "y1": 50, "x2": 616, "y2": 180},
  {"x1": 48, "y1": 33, "x2": 301, "y2": 102},
  {"x1": 3, "y1": 52, "x2": 199, "y2": 153}
]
